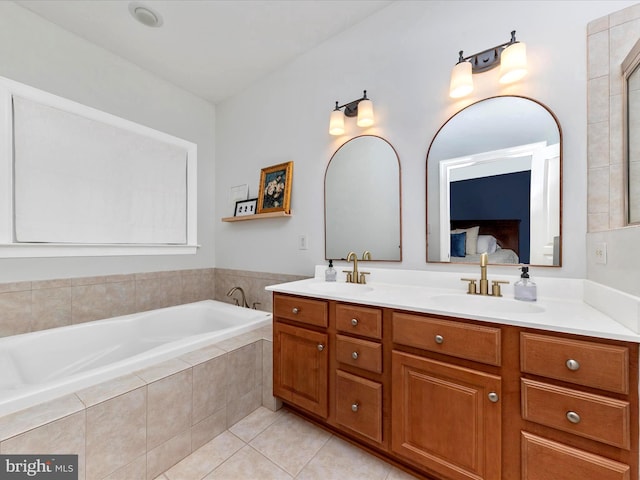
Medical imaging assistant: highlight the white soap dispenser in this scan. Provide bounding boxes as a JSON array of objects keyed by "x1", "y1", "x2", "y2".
[
  {"x1": 325, "y1": 259, "x2": 337, "y2": 282},
  {"x1": 514, "y1": 266, "x2": 537, "y2": 302}
]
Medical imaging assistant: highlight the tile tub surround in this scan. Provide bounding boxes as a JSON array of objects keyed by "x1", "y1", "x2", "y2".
[
  {"x1": 0, "y1": 326, "x2": 278, "y2": 480},
  {"x1": 587, "y1": 3, "x2": 640, "y2": 231},
  {"x1": 0, "y1": 267, "x2": 306, "y2": 338}
]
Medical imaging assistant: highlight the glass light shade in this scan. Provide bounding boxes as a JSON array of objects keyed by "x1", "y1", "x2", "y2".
[
  {"x1": 449, "y1": 61, "x2": 473, "y2": 98},
  {"x1": 499, "y1": 42, "x2": 527, "y2": 84},
  {"x1": 356, "y1": 99, "x2": 374, "y2": 127},
  {"x1": 329, "y1": 109, "x2": 345, "y2": 136}
]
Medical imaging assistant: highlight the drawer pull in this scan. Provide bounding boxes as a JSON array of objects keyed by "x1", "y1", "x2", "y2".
[
  {"x1": 488, "y1": 392, "x2": 499, "y2": 403},
  {"x1": 351, "y1": 318, "x2": 358, "y2": 326},
  {"x1": 292, "y1": 307, "x2": 299, "y2": 314},
  {"x1": 352, "y1": 351, "x2": 359, "y2": 360},
  {"x1": 565, "y1": 359, "x2": 580, "y2": 371},
  {"x1": 566, "y1": 411, "x2": 581, "y2": 424},
  {"x1": 435, "y1": 334, "x2": 444, "y2": 344},
  {"x1": 351, "y1": 403, "x2": 359, "y2": 412},
  {"x1": 317, "y1": 344, "x2": 325, "y2": 352}
]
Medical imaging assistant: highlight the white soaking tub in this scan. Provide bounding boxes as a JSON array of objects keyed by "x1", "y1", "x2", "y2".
[{"x1": 0, "y1": 300, "x2": 272, "y2": 416}]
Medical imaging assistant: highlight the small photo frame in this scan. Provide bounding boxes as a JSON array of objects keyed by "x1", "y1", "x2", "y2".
[
  {"x1": 234, "y1": 198, "x2": 258, "y2": 217},
  {"x1": 257, "y1": 161, "x2": 293, "y2": 214}
]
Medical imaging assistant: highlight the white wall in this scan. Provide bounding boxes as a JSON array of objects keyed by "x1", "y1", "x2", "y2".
[
  {"x1": 215, "y1": 0, "x2": 638, "y2": 279},
  {"x1": 0, "y1": 2, "x2": 216, "y2": 282}
]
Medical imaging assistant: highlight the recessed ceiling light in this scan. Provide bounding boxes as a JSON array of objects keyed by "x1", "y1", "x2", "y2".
[{"x1": 128, "y1": 2, "x2": 163, "y2": 28}]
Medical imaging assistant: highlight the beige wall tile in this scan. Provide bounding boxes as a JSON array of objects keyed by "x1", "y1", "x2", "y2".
[
  {"x1": 72, "y1": 283, "x2": 109, "y2": 324},
  {"x1": 610, "y1": 163, "x2": 626, "y2": 228},
  {"x1": 103, "y1": 455, "x2": 146, "y2": 480},
  {"x1": 106, "y1": 281, "x2": 136, "y2": 318},
  {"x1": 0, "y1": 291, "x2": 31, "y2": 336},
  {"x1": 146, "y1": 430, "x2": 191, "y2": 480},
  {"x1": 588, "y1": 167, "x2": 610, "y2": 214},
  {"x1": 147, "y1": 370, "x2": 193, "y2": 450},
  {"x1": 191, "y1": 409, "x2": 227, "y2": 451},
  {"x1": 31, "y1": 286, "x2": 72, "y2": 331},
  {"x1": 86, "y1": 387, "x2": 147, "y2": 480},
  {"x1": 588, "y1": 76, "x2": 610, "y2": 125},
  {"x1": 588, "y1": 30, "x2": 610, "y2": 79},
  {"x1": 588, "y1": 14, "x2": 609, "y2": 36},
  {"x1": 192, "y1": 355, "x2": 227, "y2": 424},
  {"x1": 610, "y1": 93, "x2": 624, "y2": 165},
  {"x1": 135, "y1": 358, "x2": 191, "y2": 384},
  {"x1": 180, "y1": 344, "x2": 226, "y2": 366},
  {"x1": 1, "y1": 412, "x2": 86, "y2": 480},
  {"x1": 227, "y1": 388, "x2": 261, "y2": 427},
  {"x1": 136, "y1": 274, "x2": 183, "y2": 312},
  {"x1": 227, "y1": 343, "x2": 259, "y2": 400},
  {"x1": 588, "y1": 212, "x2": 610, "y2": 232},
  {"x1": 610, "y1": 3, "x2": 640, "y2": 26},
  {"x1": 32, "y1": 279, "x2": 72, "y2": 289},
  {"x1": 588, "y1": 121, "x2": 610, "y2": 168},
  {"x1": 182, "y1": 269, "x2": 215, "y2": 304},
  {"x1": 0, "y1": 282, "x2": 31, "y2": 294}
]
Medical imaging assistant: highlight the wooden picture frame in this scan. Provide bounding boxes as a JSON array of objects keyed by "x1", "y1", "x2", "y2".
[
  {"x1": 234, "y1": 198, "x2": 258, "y2": 217},
  {"x1": 257, "y1": 161, "x2": 293, "y2": 214}
]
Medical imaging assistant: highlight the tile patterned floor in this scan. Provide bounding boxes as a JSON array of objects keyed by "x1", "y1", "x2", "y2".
[{"x1": 157, "y1": 407, "x2": 420, "y2": 480}]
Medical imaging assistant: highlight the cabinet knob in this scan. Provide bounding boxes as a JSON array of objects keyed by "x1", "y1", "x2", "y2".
[
  {"x1": 292, "y1": 307, "x2": 299, "y2": 314},
  {"x1": 566, "y1": 411, "x2": 581, "y2": 424},
  {"x1": 352, "y1": 351, "x2": 359, "y2": 360},
  {"x1": 488, "y1": 392, "x2": 499, "y2": 403},
  {"x1": 565, "y1": 359, "x2": 580, "y2": 371},
  {"x1": 317, "y1": 344, "x2": 324, "y2": 352},
  {"x1": 435, "y1": 334, "x2": 444, "y2": 345},
  {"x1": 351, "y1": 403, "x2": 359, "y2": 412},
  {"x1": 351, "y1": 318, "x2": 358, "y2": 326}
]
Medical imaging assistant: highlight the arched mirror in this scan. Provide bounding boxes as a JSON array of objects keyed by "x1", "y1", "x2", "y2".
[
  {"x1": 325, "y1": 135, "x2": 401, "y2": 261},
  {"x1": 426, "y1": 96, "x2": 561, "y2": 266}
]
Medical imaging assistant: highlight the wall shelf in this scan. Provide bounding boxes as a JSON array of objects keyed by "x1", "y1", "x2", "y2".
[{"x1": 221, "y1": 211, "x2": 292, "y2": 222}]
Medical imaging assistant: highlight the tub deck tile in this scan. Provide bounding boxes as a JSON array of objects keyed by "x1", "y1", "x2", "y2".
[
  {"x1": 180, "y1": 344, "x2": 226, "y2": 366},
  {"x1": 75, "y1": 373, "x2": 146, "y2": 408},
  {"x1": 0, "y1": 394, "x2": 85, "y2": 441},
  {"x1": 134, "y1": 357, "x2": 192, "y2": 384}
]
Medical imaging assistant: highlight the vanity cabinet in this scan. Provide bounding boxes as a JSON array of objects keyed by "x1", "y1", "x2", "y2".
[
  {"x1": 519, "y1": 332, "x2": 635, "y2": 480},
  {"x1": 391, "y1": 313, "x2": 502, "y2": 480},
  {"x1": 271, "y1": 292, "x2": 639, "y2": 480},
  {"x1": 273, "y1": 294, "x2": 329, "y2": 419}
]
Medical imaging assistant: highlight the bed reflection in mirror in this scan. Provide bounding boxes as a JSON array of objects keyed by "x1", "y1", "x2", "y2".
[{"x1": 426, "y1": 96, "x2": 562, "y2": 266}]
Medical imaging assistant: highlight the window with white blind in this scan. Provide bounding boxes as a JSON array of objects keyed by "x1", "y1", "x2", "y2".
[{"x1": 0, "y1": 77, "x2": 198, "y2": 257}]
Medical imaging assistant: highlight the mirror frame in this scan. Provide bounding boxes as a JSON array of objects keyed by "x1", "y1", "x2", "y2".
[
  {"x1": 623, "y1": 38, "x2": 640, "y2": 226},
  {"x1": 325, "y1": 134, "x2": 402, "y2": 261},
  {"x1": 425, "y1": 95, "x2": 563, "y2": 266}
]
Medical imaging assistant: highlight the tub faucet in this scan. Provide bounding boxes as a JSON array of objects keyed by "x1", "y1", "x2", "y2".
[{"x1": 226, "y1": 286, "x2": 249, "y2": 308}]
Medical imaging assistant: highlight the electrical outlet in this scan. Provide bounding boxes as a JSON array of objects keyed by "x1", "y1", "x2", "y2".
[
  {"x1": 594, "y1": 242, "x2": 607, "y2": 265},
  {"x1": 298, "y1": 234, "x2": 308, "y2": 250}
]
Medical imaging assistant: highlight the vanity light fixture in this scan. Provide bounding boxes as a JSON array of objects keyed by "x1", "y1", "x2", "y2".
[
  {"x1": 449, "y1": 30, "x2": 527, "y2": 99},
  {"x1": 329, "y1": 90, "x2": 375, "y2": 136}
]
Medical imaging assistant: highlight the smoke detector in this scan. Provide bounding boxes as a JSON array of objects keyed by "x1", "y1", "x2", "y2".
[{"x1": 128, "y1": 2, "x2": 163, "y2": 28}]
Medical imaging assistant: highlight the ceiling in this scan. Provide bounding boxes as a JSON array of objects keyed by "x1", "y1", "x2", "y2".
[{"x1": 13, "y1": 0, "x2": 393, "y2": 104}]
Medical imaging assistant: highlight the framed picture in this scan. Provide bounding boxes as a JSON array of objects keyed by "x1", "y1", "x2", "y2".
[
  {"x1": 257, "y1": 161, "x2": 293, "y2": 214},
  {"x1": 234, "y1": 198, "x2": 258, "y2": 217}
]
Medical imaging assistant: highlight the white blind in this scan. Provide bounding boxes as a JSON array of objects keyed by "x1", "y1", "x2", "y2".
[{"x1": 13, "y1": 96, "x2": 188, "y2": 244}]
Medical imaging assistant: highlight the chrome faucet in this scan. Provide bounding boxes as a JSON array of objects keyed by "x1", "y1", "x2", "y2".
[
  {"x1": 346, "y1": 251, "x2": 370, "y2": 284},
  {"x1": 461, "y1": 253, "x2": 508, "y2": 296},
  {"x1": 226, "y1": 286, "x2": 249, "y2": 308}
]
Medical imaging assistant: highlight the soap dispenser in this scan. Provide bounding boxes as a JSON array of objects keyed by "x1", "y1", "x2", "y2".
[
  {"x1": 325, "y1": 259, "x2": 337, "y2": 282},
  {"x1": 514, "y1": 266, "x2": 537, "y2": 302}
]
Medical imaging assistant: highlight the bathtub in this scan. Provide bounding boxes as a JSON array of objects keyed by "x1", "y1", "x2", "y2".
[{"x1": 0, "y1": 300, "x2": 272, "y2": 416}]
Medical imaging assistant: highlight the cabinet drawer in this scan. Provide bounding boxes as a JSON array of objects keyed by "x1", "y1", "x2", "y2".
[
  {"x1": 335, "y1": 370, "x2": 382, "y2": 443},
  {"x1": 393, "y1": 312, "x2": 501, "y2": 366},
  {"x1": 336, "y1": 334, "x2": 382, "y2": 374},
  {"x1": 520, "y1": 333, "x2": 629, "y2": 394},
  {"x1": 521, "y1": 432, "x2": 630, "y2": 480},
  {"x1": 336, "y1": 304, "x2": 382, "y2": 340},
  {"x1": 273, "y1": 294, "x2": 328, "y2": 328},
  {"x1": 521, "y1": 378, "x2": 630, "y2": 449}
]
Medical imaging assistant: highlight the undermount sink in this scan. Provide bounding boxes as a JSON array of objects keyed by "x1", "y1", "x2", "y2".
[
  {"x1": 308, "y1": 282, "x2": 374, "y2": 294},
  {"x1": 428, "y1": 293, "x2": 545, "y2": 314}
]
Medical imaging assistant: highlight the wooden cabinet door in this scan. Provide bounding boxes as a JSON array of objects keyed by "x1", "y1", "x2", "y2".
[
  {"x1": 391, "y1": 350, "x2": 501, "y2": 480},
  {"x1": 273, "y1": 321, "x2": 328, "y2": 418}
]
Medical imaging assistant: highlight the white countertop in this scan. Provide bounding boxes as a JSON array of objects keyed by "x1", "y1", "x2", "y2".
[{"x1": 266, "y1": 266, "x2": 640, "y2": 343}]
